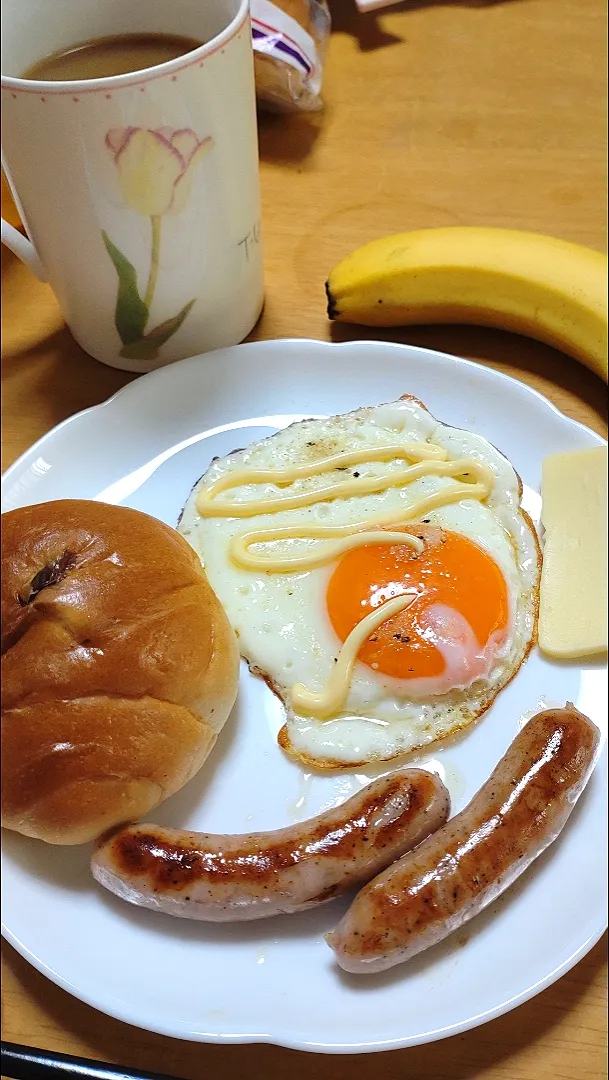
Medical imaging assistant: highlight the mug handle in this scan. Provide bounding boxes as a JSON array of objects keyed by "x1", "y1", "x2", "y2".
[{"x1": 1, "y1": 217, "x2": 46, "y2": 280}]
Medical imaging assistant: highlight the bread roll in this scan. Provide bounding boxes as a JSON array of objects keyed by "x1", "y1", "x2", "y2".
[{"x1": 1, "y1": 500, "x2": 239, "y2": 845}]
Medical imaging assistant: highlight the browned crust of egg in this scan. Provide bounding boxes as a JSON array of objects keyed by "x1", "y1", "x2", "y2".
[
  {"x1": 277, "y1": 622, "x2": 538, "y2": 772},
  {"x1": 399, "y1": 392, "x2": 430, "y2": 412},
  {"x1": 278, "y1": 710, "x2": 479, "y2": 771}
]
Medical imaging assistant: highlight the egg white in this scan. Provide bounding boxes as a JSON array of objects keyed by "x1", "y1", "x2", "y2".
[{"x1": 178, "y1": 398, "x2": 540, "y2": 767}]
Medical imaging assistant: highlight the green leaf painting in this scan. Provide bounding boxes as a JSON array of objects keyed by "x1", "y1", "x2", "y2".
[
  {"x1": 102, "y1": 225, "x2": 197, "y2": 361},
  {"x1": 101, "y1": 232, "x2": 149, "y2": 346},
  {"x1": 143, "y1": 299, "x2": 196, "y2": 348},
  {"x1": 119, "y1": 300, "x2": 196, "y2": 361}
]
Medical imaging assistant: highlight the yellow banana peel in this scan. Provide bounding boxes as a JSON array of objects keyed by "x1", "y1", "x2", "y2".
[{"x1": 326, "y1": 227, "x2": 608, "y2": 383}]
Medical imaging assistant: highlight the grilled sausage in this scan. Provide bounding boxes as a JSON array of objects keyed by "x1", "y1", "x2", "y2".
[
  {"x1": 327, "y1": 705, "x2": 600, "y2": 973},
  {"x1": 91, "y1": 768, "x2": 450, "y2": 921}
]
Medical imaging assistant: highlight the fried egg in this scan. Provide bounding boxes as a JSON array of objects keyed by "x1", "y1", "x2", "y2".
[{"x1": 178, "y1": 397, "x2": 540, "y2": 767}]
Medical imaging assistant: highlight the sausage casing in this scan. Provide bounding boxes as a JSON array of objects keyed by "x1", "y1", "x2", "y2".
[
  {"x1": 91, "y1": 767, "x2": 450, "y2": 921},
  {"x1": 327, "y1": 706, "x2": 600, "y2": 973}
]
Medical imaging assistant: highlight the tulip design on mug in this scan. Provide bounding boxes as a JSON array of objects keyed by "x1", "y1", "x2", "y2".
[{"x1": 103, "y1": 127, "x2": 214, "y2": 361}]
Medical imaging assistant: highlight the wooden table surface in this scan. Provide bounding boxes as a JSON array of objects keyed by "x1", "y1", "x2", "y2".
[{"x1": 1, "y1": 0, "x2": 607, "y2": 1076}]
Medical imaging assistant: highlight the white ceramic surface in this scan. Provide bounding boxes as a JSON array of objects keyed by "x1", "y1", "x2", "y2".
[
  {"x1": 1, "y1": 339, "x2": 607, "y2": 1054},
  {"x1": 1, "y1": 0, "x2": 263, "y2": 371}
]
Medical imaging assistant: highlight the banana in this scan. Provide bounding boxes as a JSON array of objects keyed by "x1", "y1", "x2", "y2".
[{"x1": 326, "y1": 227, "x2": 608, "y2": 382}]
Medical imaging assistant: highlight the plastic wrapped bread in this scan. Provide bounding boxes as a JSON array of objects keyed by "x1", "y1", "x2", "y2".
[{"x1": 251, "y1": 0, "x2": 330, "y2": 112}]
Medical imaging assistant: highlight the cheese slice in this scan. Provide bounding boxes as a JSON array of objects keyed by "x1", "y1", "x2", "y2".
[{"x1": 539, "y1": 446, "x2": 608, "y2": 658}]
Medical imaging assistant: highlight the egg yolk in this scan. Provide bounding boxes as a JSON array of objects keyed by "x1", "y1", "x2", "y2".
[{"x1": 326, "y1": 526, "x2": 509, "y2": 680}]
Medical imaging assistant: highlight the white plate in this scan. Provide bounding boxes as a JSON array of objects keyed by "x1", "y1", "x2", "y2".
[{"x1": 1, "y1": 339, "x2": 607, "y2": 1054}]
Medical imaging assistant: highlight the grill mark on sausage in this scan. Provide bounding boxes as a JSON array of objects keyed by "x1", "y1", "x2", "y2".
[
  {"x1": 328, "y1": 707, "x2": 599, "y2": 970},
  {"x1": 105, "y1": 773, "x2": 436, "y2": 894},
  {"x1": 365, "y1": 722, "x2": 587, "y2": 941}
]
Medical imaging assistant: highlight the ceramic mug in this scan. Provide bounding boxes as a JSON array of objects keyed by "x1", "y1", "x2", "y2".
[{"x1": 1, "y1": 0, "x2": 264, "y2": 372}]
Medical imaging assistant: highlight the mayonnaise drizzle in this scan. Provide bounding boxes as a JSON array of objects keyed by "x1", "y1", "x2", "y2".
[
  {"x1": 195, "y1": 439, "x2": 496, "y2": 718},
  {"x1": 197, "y1": 442, "x2": 494, "y2": 573},
  {"x1": 231, "y1": 526, "x2": 424, "y2": 571},
  {"x1": 229, "y1": 469, "x2": 491, "y2": 572},
  {"x1": 198, "y1": 442, "x2": 448, "y2": 510},
  {"x1": 197, "y1": 454, "x2": 493, "y2": 521},
  {"x1": 291, "y1": 592, "x2": 418, "y2": 719}
]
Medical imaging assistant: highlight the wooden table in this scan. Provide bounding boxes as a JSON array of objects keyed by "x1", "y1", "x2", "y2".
[{"x1": 2, "y1": 0, "x2": 607, "y2": 1075}]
